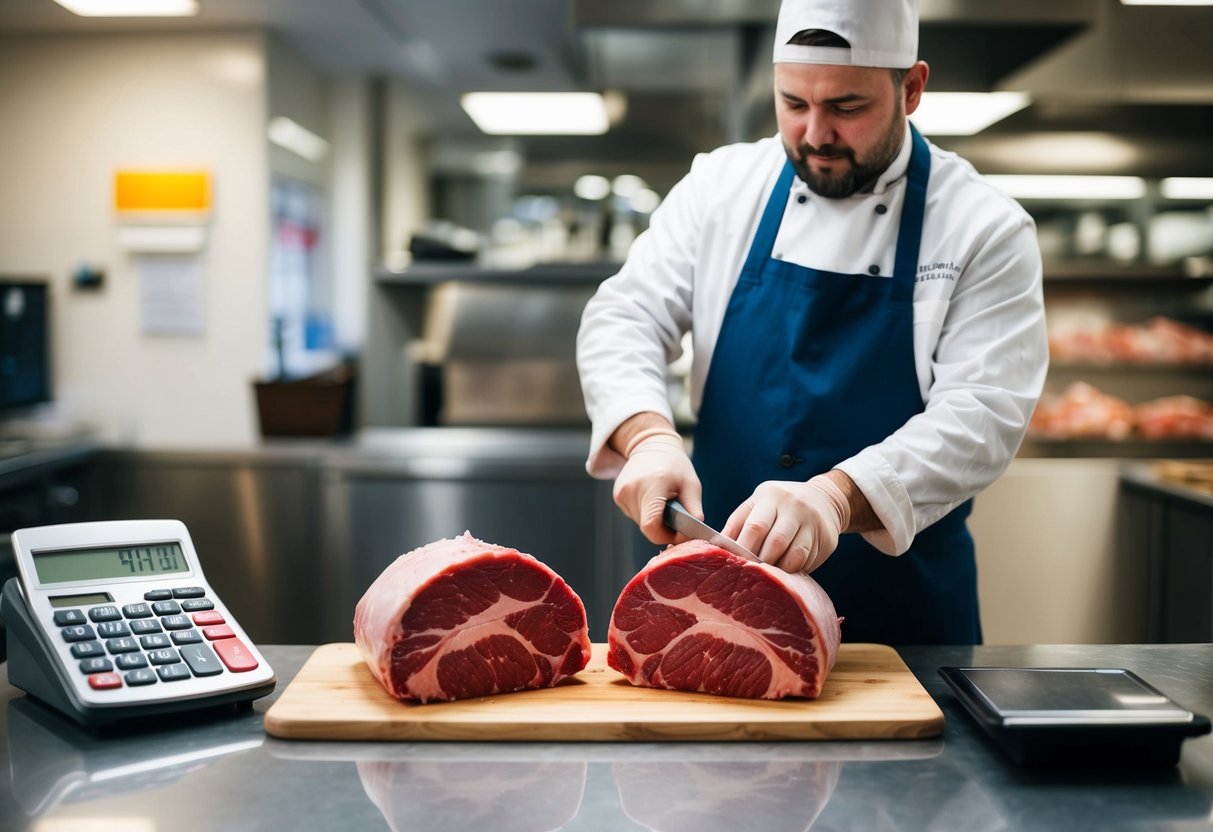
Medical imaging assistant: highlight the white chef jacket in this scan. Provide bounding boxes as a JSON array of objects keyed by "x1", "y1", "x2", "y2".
[{"x1": 577, "y1": 128, "x2": 1049, "y2": 556}]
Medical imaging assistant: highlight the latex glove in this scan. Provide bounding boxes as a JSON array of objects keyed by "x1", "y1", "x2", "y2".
[
  {"x1": 613, "y1": 428, "x2": 703, "y2": 545},
  {"x1": 722, "y1": 474, "x2": 852, "y2": 574}
]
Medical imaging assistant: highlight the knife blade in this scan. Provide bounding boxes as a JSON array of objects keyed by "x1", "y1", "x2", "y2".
[{"x1": 663, "y1": 499, "x2": 764, "y2": 565}]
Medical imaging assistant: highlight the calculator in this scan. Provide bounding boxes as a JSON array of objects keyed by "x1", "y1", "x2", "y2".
[{"x1": 2, "y1": 520, "x2": 276, "y2": 726}]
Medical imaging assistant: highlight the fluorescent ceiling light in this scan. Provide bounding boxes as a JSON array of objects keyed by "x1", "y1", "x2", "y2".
[
  {"x1": 1121, "y1": 1, "x2": 1213, "y2": 5},
  {"x1": 985, "y1": 175, "x2": 1147, "y2": 200},
  {"x1": 1161, "y1": 177, "x2": 1213, "y2": 199},
  {"x1": 461, "y1": 92, "x2": 610, "y2": 136},
  {"x1": 971, "y1": 133, "x2": 1138, "y2": 172},
  {"x1": 51, "y1": 0, "x2": 198, "y2": 16},
  {"x1": 910, "y1": 92, "x2": 1030, "y2": 136},
  {"x1": 267, "y1": 117, "x2": 329, "y2": 162},
  {"x1": 612, "y1": 174, "x2": 646, "y2": 199},
  {"x1": 631, "y1": 188, "x2": 661, "y2": 214},
  {"x1": 574, "y1": 175, "x2": 611, "y2": 201}
]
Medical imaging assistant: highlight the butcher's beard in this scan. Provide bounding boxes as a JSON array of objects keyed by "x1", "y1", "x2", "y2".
[{"x1": 786, "y1": 114, "x2": 905, "y2": 198}]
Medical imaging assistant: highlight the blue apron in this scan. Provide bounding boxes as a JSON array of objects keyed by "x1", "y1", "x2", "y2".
[{"x1": 691, "y1": 126, "x2": 980, "y2": 646}]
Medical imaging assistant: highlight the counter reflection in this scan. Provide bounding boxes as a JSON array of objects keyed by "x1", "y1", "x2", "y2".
[
  {"x1": 341, "y1": 743, "x2": 941, "y2": 831},
  {"x1": 357, "y1": 757, "x2": 587, "y2": 832},
  {"x1": 303, "y1": 735, "x2": 1211, "y2": 831},
  {"x1": 614, "y1": 758, "x2": 840, "y2": 832},
  {"x1": 5, "y1": 698, "x2": 263, "y2": 819}
]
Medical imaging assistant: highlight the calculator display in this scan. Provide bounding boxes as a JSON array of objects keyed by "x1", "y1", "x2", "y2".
[
  {"x1": 32, "y1": 543, "x2": 190, "y2": 584},
  {"x1": 49, "y1": 592, "x2": 113, "y2": 608}
]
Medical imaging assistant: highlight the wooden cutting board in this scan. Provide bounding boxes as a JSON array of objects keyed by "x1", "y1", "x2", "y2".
[{"x1": 263, "y1": 643, "x2": 944, "y2": 742}]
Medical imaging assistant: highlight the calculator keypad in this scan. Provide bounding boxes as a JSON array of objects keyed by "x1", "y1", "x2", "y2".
[
  {"x1": 97, "y1": 621, "x2": 131, "y2": 638},
  {"x1": 54, "y1": 589, "x2": 259, "y2": 691},
  {"x1": 129, "y1": 618, "x2": 162, "y2": 635},
  {"x1": 71, "y1": 641, "x2": 105, "y2": 659},
  {"x1": 89, "y1": 672, "x2": 123, "y2": 690},
  {"x1": 61, "y1": 625, "x2": 96, "y2": 643},
  {"x1": 54, "y1": 609, "x2": 87, "y2": 626},
  {"x1": 116, "y1": 653, "x2": 148, "y2": 670},
  {"x1": 125, "y1": 668, "x2": 157, "y2": 686}
]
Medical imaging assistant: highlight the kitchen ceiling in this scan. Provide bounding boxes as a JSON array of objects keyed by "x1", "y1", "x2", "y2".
[{"x1": 3, "y1": 0, "x2": 1213, "y2": 192}]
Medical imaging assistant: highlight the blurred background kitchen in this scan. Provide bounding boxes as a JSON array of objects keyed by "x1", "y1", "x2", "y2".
[{"x1": 1, "y1": 0, "x2": 1211, "y2": 648}]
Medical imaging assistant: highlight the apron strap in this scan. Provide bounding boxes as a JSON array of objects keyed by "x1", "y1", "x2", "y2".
[
  {"x1": 740, "y1": 161, "x2": 796, "y2": 280},
  {"x1": 892, "y1": 124, "x2": 931, "y2": 280}
]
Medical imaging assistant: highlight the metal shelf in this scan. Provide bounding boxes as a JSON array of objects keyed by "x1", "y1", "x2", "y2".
[
  {"x1": 1042, "y1": 260, "x2": 1213, "y2": 292},
  {"x1": 1020, "y1": 438, "x2": 1213, "y2": 459},
  {"x1": 374, "y1": 261, "x2": 622, "y2": 286}
]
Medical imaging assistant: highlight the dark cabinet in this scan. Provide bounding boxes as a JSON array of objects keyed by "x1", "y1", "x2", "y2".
[
  {"x1": 1154, "y1": 505, "x2": 1213, "y2": 642},
  {"x1": 0, "y1": 440, "x2": 102, "y2": 661},
  {"x1": 1121, "y1": 467, "x2": 1213, "y2": 643}
]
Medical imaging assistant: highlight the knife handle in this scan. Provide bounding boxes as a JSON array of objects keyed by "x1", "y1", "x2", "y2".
[{"x1": 662, "y1": 499, "x2": 686, "y2": 532}]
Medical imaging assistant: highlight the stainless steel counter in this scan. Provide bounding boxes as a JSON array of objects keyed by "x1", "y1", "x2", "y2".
[
  {"x1": 1122, "y1": 461, "x2": 1213, "y2": 511},
  {"x1": 0, "y1": 436, "x2": 101, "y2": 479},
  {"x1": 3, "y1": 643, "x2": 1212, "y2": 831}
]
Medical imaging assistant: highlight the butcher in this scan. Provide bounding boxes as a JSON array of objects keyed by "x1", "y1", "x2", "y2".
[{"x1": 576, "y1": 0, "x2": 1049, "y2": 645}]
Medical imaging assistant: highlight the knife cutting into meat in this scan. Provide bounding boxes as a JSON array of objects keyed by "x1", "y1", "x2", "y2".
[
  {"x1": 664, "y1": 500, "x2": 817, "y2": 576},
  {"x1": 662, "y1": 499, "x2": 762, "y2": 564}
]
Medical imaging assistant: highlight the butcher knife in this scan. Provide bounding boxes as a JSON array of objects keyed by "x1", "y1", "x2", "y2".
[{"x1": 663, "y1": 500, "x2": 764, "y2": 565}]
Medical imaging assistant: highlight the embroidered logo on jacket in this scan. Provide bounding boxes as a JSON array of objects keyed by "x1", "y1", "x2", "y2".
[{"x1": 916, "y1": 261, "x2": 959, "y2": 283}]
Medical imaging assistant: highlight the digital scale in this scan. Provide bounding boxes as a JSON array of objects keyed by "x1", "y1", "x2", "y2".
[
  {"x1": 940, "y1": 666, "x2": 1211, "y2": 766},
  {"x1": 2, "y1": 520, "x2": 276, "y2": 726}
]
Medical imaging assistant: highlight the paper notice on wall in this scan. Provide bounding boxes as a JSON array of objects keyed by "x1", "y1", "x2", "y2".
[{"x1": 137, "y1": 254, "x2": 206, "y2": 335}]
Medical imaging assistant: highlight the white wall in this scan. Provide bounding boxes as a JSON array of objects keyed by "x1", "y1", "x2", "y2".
[
  {"x1": 970, "y1": 458, "x2": 1145, "y2": 645},
  {"x1": 383, "y1": 80, "x2": 432, "y2": 264},
  {"x1": 329, "y1": 77, "x2": 372, "y2": 353},
  {"x1": 0, "y1": 32, "x2": 269, "y2": 447}
]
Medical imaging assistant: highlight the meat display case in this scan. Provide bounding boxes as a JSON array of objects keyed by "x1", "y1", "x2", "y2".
[{"x1": 1020, "y1": 260, "x2": 1213, "y2": 459}]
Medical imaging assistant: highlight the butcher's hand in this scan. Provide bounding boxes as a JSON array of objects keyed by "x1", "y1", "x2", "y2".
[
  {"x1": 722, "y1": 474, "x2": 853, "y2": 574},
  {"x1": 612, "y1": 426, "x2": 702, "y2": 546}
]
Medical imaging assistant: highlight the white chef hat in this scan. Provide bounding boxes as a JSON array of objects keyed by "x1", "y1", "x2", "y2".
[{"x1": 772, "y1": 0, "x2": 919, "y2": 69}]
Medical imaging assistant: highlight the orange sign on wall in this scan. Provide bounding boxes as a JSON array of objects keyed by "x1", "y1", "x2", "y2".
[{"x1": 114, "y1": 170, "x2": 210, "y2": 213}]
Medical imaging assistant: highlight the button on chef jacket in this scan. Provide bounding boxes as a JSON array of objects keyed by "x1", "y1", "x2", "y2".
[{"x1": 577, "y1": 128, "x2": 1049, "y2": 556}]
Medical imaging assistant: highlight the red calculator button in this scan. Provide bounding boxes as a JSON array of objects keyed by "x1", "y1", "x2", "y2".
[
  {"x1": 213, "y1": 637, "x2": 259, "y2": 672},
  {"x1": 88, "y1": 672, "x2": 123, "y2": 690},
  {"x1": 192, "y1": 611, "x2": 226, "y2": 626},
  {"x1": 202, "y1": 624, "x2": 235, "y2": 641}
]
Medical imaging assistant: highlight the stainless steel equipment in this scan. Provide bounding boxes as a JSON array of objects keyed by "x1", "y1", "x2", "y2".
[{"x1": 419, "y1": 281, "x2": 596, "y2": 426}]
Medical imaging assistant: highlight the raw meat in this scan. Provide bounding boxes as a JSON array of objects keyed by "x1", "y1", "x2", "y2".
[
  {"x1": 1135, "y1": 395, "x2": 1213, "y2": 440},
  {"x1": 1048, "y1": 316, "x2": 1213, "y2": 365},
  {"x1": 1029, "y1": 382, "x2": 1213, "y2": 441},
  {"x1": 353, "y1": 532, "x2": 591, "y2": 703},
  {"x1": 607, "y1": 540, "x2": 841, "y2": 700},
  {"x1": 1029, "y1": 381, "x2": 1134, "y2": 440}
]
